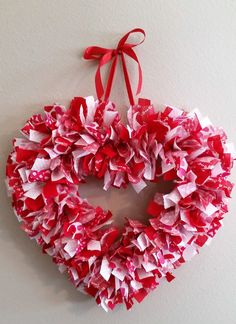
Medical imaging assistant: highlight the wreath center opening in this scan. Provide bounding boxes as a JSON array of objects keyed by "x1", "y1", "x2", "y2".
[{"x1": 78, "y1": 176, "x2": 174, "y2": 230}]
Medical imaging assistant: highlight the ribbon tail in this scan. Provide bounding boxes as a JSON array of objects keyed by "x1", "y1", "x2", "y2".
[
  {"x1": 120, "y1": 52, "x2": 135, "y2": 106},
  {"x1": 95, "y1": 65, "x2": 104, "y2": 100},
  {"x1": 123, "y1": 48, "x2": 143, "y2": 96},
  {"x1": 104, "y1": 55, "x2": 119, "y2": 102}
]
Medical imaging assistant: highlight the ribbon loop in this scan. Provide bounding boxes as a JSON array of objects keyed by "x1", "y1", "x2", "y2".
[{"x1": 83, "y1": 28, "x2": 145, "y2": 106}]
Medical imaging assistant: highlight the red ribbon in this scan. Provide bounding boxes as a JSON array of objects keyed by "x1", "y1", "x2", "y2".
[{"x1": 83, "y1": 28, "x2": 145, "y2": 106}]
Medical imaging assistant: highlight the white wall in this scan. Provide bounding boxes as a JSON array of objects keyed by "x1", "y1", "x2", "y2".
[{"x1": 0, "y1": 1, "x2": 236, "y2": 323}]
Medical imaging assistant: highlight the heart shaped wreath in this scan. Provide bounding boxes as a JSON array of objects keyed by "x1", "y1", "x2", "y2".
[{"x1": 6, "y1": 28, "x2": 235, "y2": 311}]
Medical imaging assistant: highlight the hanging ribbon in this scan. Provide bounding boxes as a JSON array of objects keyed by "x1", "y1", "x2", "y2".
[{"x1": 83, "y1": 28, "x2": 145, "y2": 106}]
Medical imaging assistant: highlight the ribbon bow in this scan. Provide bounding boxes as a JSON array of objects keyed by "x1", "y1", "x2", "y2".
[{"x1": 83, "y1": 28, "x2": 145, "y2": 106}]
